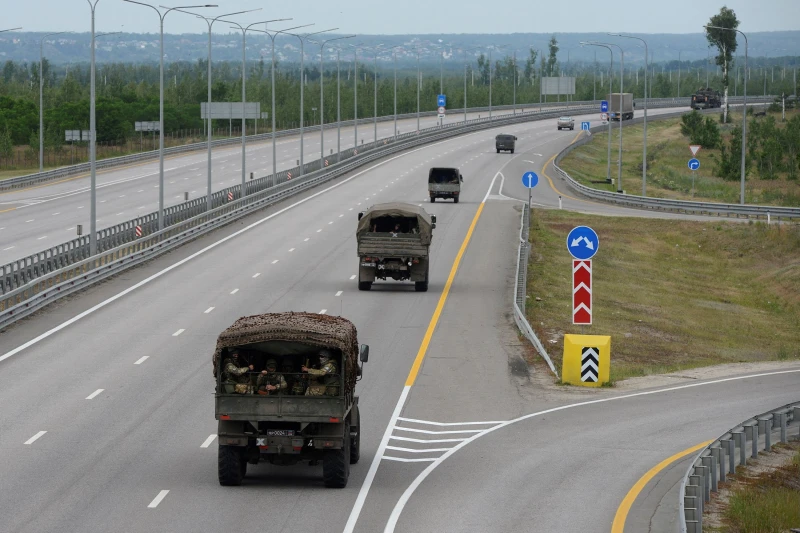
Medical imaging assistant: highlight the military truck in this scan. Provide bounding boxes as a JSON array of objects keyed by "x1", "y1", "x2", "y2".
[
  {"x1": 608, "y1": 92, "x2": 634, "y2": 121},
  {"x1": 428, "y1": 167, "x2": 464, "y2": 203},
  {"x1": 690, "y1": 87, "x2": 722, "y2": 109},
  {"x1": 495, "y1": 133, "x2": 517, "y2": 153},
  {"x1": 356, "y1": 202, "x2": 436, "y2": 292},
  {"x1": 213, "y1": 312, "x2": 369, "y2": 488}
]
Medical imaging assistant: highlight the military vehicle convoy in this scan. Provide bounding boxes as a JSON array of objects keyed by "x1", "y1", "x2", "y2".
[
  {"x1": 690, "y1": 87, "x2": 722, "y2": 109},
  {"x1": 428, "y1": 167, "x2": 464, "y2": 203},
  {"x1": 213, "y1": 312, "x2": 369, "y2": 488},
  {"x1": 356, "y1": 202, "x2": 436, "y2": 292}
]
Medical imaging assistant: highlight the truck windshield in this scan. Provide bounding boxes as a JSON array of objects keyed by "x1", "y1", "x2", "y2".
[{"x1": 429, "y1": 168, "x2": 459, "y2": 184}]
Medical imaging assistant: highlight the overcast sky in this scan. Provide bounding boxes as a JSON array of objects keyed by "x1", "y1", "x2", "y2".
[{"x1": 7, "y1": 0, "x2": 798, "y2": 35}]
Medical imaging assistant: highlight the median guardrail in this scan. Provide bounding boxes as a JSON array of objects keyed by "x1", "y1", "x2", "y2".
[
  {"x1": 0, "y1": 102, "x2": 602, "y2": 330},
  {"x1": 679, "y1": 401, "x2": 800, "y2": 532}
]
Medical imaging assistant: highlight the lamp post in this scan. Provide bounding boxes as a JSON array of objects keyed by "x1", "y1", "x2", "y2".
[
  {"x1": 123, "y1": 3, "x2": 216, "y2": 231},
  {"x1": 86, "y1": 0, "x2": 100, "y2": 255},
  {"x1": 677, "y1": 49, "x2": 684, "y2": 97},
  {"x1": 383, "y1": 45, "x2": 403, "y2": 139},
  {"x1": 223, "y1": 18, "x2": 289, "y2": 198},
  {"x1": 706, "y1": 24, "x2": 748, "y2": 205},
  {"x1": 173, "y1": 7, "x2": 261, "y2": 214},
  {"x1": 462, "y1": 48, "x2": 480, "y2": 123},
  {"x1": 581, "y1": 42, "x2": 614, "y2": 185},
  {"x1": 610, "y1": 33, "x2": 649, "y2": 196},
  {"x1": 488, "y1": 45, "x2": 509, "y2": 119},
  {"x1": 39, "y1": 31, "x2": 68, "y2": 173},
  {"x1": 313, "y1": 35, "x2": 355, "y2": 165}
]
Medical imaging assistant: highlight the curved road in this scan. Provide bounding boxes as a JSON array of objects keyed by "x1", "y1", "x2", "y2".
[{"x1": 0, "y1": 106, "x2": 795, "y2": 533}]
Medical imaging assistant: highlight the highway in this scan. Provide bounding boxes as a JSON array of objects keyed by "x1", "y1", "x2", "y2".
[
  {"x1": 1, "y1": 106, "x2": 797, "y2": 533},
  {"x1": 0, "y1": 105, "x2": 563, "y2": 265}
]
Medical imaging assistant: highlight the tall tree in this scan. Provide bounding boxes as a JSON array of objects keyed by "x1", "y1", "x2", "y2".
[
  {"x1": 546, "y1": 36, "x2": 559, "y2": 77},
  {"x1": 523, "y1": 48, "x2": 539, "y2": 82},
  {"x1": 705, "y1": 6, "x2": 739, "y2": 123}
]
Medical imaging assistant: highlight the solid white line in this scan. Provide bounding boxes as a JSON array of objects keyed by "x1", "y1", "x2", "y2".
[
  {"x1": 385, "y1": 445, "x2": 450, "y2": 453},
  {"x1": 396, "y1": 416, "x2": 507, "y2": 426},
  {"x1": 319, "y1": 309, "x2": 327, "y2": 314},
  {"x1": 24, "y1": 431, "x2": 47, "y2": 445},
  {"x1": 382, "y1": 368, "x2": 800, "y2": 532},
  {"x1": 147, "y1": 490, "x2": 169, "y2": 508},
  {"x1": 382, "y1": 456, "x2": 436, "y2": 463},
  {"x1": 343, "y1": 385, "x2": 410, "y2": 533},
  {"x1": 85, "y1": 388, "x2": 104, "y2": 400},
  {"x1": 134, "y1": 356, "x2": 149, "y2": 365},
  {"x1": 335, "y1": 291, "x2": 343, "y2": 297},
  {"x1": 230, "y1": 289, "x2": 239, "y2": 294},
  {"x1": 349, "y1": 275, "x2": 356, "y2": 280},
  {"x1": 201, "y1": 434, "x2": 217, "y2": 448},
  {"x1": 390, "y1": 435, "x2": 467, "y2": 444},
  {"x1": 252, "y1": 273, "x2": 261, "y2": 278},
  {"x1": 394, "y1": 427, "x2": 483, "y2": 435},
  {"x1": 204, "y1": 307, "x2": 215, "y2": 314},
  {"x1": 172, "y1": 329, "x2": 185, "y2": 337}
]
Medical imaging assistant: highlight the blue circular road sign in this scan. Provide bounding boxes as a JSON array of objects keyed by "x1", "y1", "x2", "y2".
[
  {"x1": 566, "y1": 226, "x2": 599, "y2": 260},
  {"x1": 688, "y1": 158, "x2": 700, "y2": 171},
  {"x1": 522, "y1": 171, "x2": 539, "y2": 188}
]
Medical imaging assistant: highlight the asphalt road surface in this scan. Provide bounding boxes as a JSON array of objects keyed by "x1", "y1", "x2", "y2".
[{"x1": 1, "y1": 106, "x2": 796, "y2": 533}]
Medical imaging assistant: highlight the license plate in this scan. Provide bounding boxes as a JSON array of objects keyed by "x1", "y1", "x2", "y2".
[
  {"x1": 361, "y1": 262, "x2": 375, "y2": 267},
  {"x1": 266, "y1": 429, "x2": 294, "y2": 437}
]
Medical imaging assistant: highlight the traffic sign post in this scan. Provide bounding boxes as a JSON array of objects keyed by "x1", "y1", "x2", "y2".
[
  {"x1": 567, "y1": 225, "x2": 598, "y2": 327},
  {"x1": 600, "y1": 100, "x2": 609, "y2": 113},
  {"x1": 688, "y1": 158, "x2": 700, "y2": 197},
  {"x1": 521, "y1": 171, "x2": 538, "y2": 208},
  {"x1": 689, "y1": 145, "x2": 702, "y2": 157}
]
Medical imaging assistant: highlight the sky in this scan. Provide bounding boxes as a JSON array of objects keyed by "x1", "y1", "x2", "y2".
[{"x1": 6, "y1": 0, "x2": 799, "y2": 35}]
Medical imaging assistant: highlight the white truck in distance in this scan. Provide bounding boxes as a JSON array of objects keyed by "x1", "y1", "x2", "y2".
[{"x1": 608, "y1": 93, "x2": 634, "y2": 121}]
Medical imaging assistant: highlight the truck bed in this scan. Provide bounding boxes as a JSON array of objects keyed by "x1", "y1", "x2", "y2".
[
  {"x1": 357, "y1": 234, "x2": 429, "y2": 257},
  {"x1": 216, "y1": 394, "x2": 349, "y2": 422}
]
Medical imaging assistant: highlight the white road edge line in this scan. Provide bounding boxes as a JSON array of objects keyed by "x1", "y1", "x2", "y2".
[
  {"x1": 382, "y1": 456, "x2": 436, "y2": 463},
  {"x1": 0, "y1": 130, "x2": 487, "y2": 366},
  {"x1": 134, "y1": 356, "x2": 149, "y2": 365},
  {"x1": 201, "y1": 434, "x2": 217, "y2": 448},
  {"x1": 24, "y1": 431, "x2": 47, "y2": 445},
  {"x1": 396, "y1": 416, "x2": 506, "y2": 426},
  {"x1": 85, "y1": 388, "x2": 104, "y2": 400},
  {"x1": 147, "y1": 490, "x2": 170, "y2": 508}
]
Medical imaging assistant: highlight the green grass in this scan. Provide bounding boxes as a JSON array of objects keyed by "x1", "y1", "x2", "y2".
[
  {"x1": 722, "y1": 449, "x2": 800, "y2": 533},
  {"x1": 525, "y1": 209, "x2": 800, "y2": 381},
  {"x1": 559, "y1": 109, "x2": 800, "y2": 207}
]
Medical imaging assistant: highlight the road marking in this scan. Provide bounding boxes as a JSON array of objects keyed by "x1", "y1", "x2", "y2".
[
  {"x1": 52, "y1": 212, "x2": 60, "y2": 216},
  {"x1": 26, "y1": 219, "x2": 34, "y2": 223},
  {"x1": 172, "y1": 329, "x2": 185, "y2": 336},
  {"x1": 319, "y1": 309, "x2": 327, "y2": 314},
  {"x1": 201, "y1": 434, "x2": 217, "y2": 448},
  {"x1": 335, "y1": 291, "x2": 343, "y2": 297},
  {"x1": 349, "y1": 275, "x2": 356, "y2": 280},
  {"x1": 271, "y1": 260, "x2": 279, "y2": 264},
  {"x1": 339, "y1": 214, "x2": 344, "y2": 217},
  {"x1": 288, "y1": 248, "x2": 295, "y2": 252},
  {"x1": 385, "y1": 445, "x2": 451, "y2": 453},
  {"x1": 24, "y1": 431, "x2": 47, "y2": 445},
  {"x1": 611, "y1": 440, "x2": 713, "y2": 533},
  {"x1": 397, "y1": 416, "x2": 506, "y2": 426},
  {"x1": 304, "y1": 238, "x2": 310, "y2": 242},
  {"x1": 252, "y1": 272, "x2": 261, "y2": 278},
  {"x1": 37, "y1": 235, "x2": 48, "y2": 240},
  {"x1": 390, "y1": 435, "x2": 467, "y2": 444},
  {"x1": 349, "y1": 208, "x2": 353, "y2": 211},
  {"x1": 328, "y1": 221, "x2": 333, "y2": 225},
  {"x1": 395, "y1": 427, "x2": 483, "y2": 435},
  {"x1": 86, "y1": 388, "x2": 104, "y2": 400},
  {"x1": 78, "y1": 206, "x2": 84, "y2": 209},
  {"x1": 134, "y1": 356, "x2": 149, "y2": 365},
  {"x1": 3, "y1": 246, "x2": 15, "y2": 251},
  {"x1": 204, "y1": 307, "x2": 215, "y2": 314},
  {"x1": 147, "y1": 490, "x2": 170, "y2": 508}
]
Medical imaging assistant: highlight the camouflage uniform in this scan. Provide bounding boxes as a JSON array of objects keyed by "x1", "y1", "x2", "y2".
[
  {"x1": 257, "y1": 370, "x2": 288, "y2": 395},
  {"x1": 223, "y1": 358, "x2": 254, "y2": 394},
  {"x1": 305, "y1": 359, "x2": 339, "y2": 396},
  {"x1": 282, "y1": 364, "x2": 306, "y2": 395}
]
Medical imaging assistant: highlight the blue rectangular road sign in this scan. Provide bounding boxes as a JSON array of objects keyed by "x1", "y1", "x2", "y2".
[
  {"x1": 581, "y1": 122, "x2": 590, "y2": 131},
  {"x1": 600, "y1": 100, "x2": 609, "y2": 113},
  {"x1": 437, "y1": 94, "x2": 446, "y2": 107}
]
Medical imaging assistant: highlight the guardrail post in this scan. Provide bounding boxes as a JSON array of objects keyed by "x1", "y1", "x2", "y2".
[
  {"x1": 732, "y1": 431, "x2": 746, "y2": 467},
  {"x1": 723, "y1": 438, "x2": 735, "y2": 475},
  {"x1": 794, "y1": 406, "x2": 800, "y2": 438},
  {"x1": 744, "y1": 422, "x2": 758, "y2": 459},
  {"x1": 701, "y1": 455, "x2": 717, "y2": 493},
  {"x1": 713, "y1": 444, "x2": 726, "y2": 483},
  {"x1": 758, "y1": 416, "x2": 772, "y2": 451},
  {"x1": 687, "y1": 480, "x2": 703, "y2": 518},
  {"x1": 694, "y1": 465, "x2": 709, "y2": 503}
]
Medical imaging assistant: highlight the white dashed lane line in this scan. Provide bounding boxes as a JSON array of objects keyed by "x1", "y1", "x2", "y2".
[
  {"x1": 24, "y1": 431, "x2": 47, "y2": 445},
  {"x1": 85, "y1": 389, "x2": 104, "y2": 400},
  {"x1": 316, "y1": 229, "x2": 322, "y2": 233},
  {"x1": 25, "y1": 219, "x2": 34, "y2": 223},
  {"x1": 172, "y1": 329, "x2": 185, "y2": 337},
  {"x1": 204, "y1": 307, "x2": 215, "y2": 314},
  {"x1": 335, "y1": 291, "x2": 343, "y2": 297},
  {"x1": 37, "y1": 236, "x2": 47, "y2": 240},
  {"x1": 319, "y1": 309, "x2": 327, "y2": 314},
  {"x1": 2, "y1": 246, "x2": 14, "y2": 251},
  {"x1": 289, "y1": 248, "x2": 295, "y2": 252},
  {"x1": 148, "y1": 490, "x2": 170, "y2": 509},
  {"x1": 201, "y1": 435, "x2": 217, "y2": 448},
  {"x1": 51, "y1": 212, "x2": 60, "y2": 216},
  {"x1": 253, "y1": 273, "x2": 261, "y2": 278},
  {"x1": 304, "y1": 238, "x2": 310, "y2": 242},
  {"x1": 271, "y1": 260, "x2": 279, "y2": 264},
  {"x1": 349, "y1": 275, "x2": 356, "y2": 280},
  {"x1": 230, "y1": 289, "x2": 239, "y2": 294}
]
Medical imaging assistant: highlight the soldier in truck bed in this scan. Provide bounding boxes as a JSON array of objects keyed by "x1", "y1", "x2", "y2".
[
  {"x1": 302, "y1": 349, "x2": 339, "y2": 396},
  {"x1": 256, "y1": 358, "x2": 288, "y2": 395},
  {"x1": 223, "y1": 350, "x2": 255, "y2": 394}
]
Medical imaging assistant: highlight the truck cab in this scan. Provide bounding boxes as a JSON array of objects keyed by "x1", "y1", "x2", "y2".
[
  {"x1": 495, "y1": 134, "x2": 517, "y2": 153},
  {"x1": 428, "y1": 167, "x2": 463, "y2": 203}
]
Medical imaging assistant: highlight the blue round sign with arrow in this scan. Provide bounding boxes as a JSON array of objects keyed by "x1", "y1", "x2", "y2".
[
  {"x1": 566, "y1": 226, "x2": 599, "y2": 260},
  {"x1": 688, "y1": 158, "x2": 700, "y2": 170},
  {"x1": 522, "y1": 171, "x2": 538, "y2": 188}
]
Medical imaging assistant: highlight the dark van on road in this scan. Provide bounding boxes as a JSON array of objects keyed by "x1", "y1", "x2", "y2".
[{"x1": 495, "y1": 134, "x2": 517, "y2": 153}]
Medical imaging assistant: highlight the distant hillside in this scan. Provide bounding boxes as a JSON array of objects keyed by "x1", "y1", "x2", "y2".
[{"x1": 1, "y1": 31, "x2": 798, "y2": 67}]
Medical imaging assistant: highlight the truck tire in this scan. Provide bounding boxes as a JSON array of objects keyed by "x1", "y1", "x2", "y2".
[
  {"x1": 415, "y1": 266, "x2": 429, "y2": 292},
  {"x1": 510, "y1": 149, "x2": 515, "y2": 154},
  {"x1": 496, "y1": 148, "x2": 500, "y2": 153},
  {"x1": 453, "y1": 196, "x2": 459, "y2": 203},
  {"x1": 358, "y1": 281, "x2": 372, "y2": 291},
  {"x1": 430, "y1": 196, "x2": 435, "y2": 203},
  {"x1": 323, "y1": 434, "x2": 350, "y2": 488},
  {"x1": 218, "y1": 445, "x2": 245, "y2": 486},
  {"x1": 350, "y1": 411, "x2": 361, "y2": 465}
]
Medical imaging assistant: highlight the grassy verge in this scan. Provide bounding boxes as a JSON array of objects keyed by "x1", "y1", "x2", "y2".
[
  {"x1": 559, "y1": 109, "x2": 800, "y2": 207},
  {"x1": 525, "y1": 209, "x2": 800, "y2": 382}
]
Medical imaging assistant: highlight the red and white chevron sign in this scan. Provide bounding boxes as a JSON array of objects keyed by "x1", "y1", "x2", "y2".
[
  {"x1": 572, "y1": 260, "x2": 592, "y2": 325},
  {"x1": 287, "y1": 171, "x2": 292, "y2": 180},
  {"x1": 227, "y1": 192, "x2": 233, "y2": 201},
  {"x1": 135, "y1": 225, "x2": 142, "y2": 237}
]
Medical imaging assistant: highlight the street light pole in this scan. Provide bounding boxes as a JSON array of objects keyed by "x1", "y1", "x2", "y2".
[
  {"x1": 706, "y1": 25, "x2": 748, "y2": 205},
  {"x1": 124, "y1": 2, "x2": 216, "y2": 231},
  {"x1": 39, "y1": 31, "x2": 67, "y2": 173},
  {"x1": 316, "y1": 35, "x2": 354, "y2": 165},
  {"x1": 86, "y1": 0, "x2": 100, "y2": 255},
  {"x1": 582, "y1": 42, "x2": 614, "y2": 185},
  {"x1": 610, "y1": 33, "x2": 649, "y2": 196},
  {"x1": 513, "y1": 50, "x2": 517, "y2": 115},
  {"x1": 416, "y1": 47, "x2": 420, "y2": 131}
]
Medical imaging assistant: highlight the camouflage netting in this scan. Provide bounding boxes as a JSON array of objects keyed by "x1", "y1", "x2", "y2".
[
  {"x1": 356, "y1": 202, "x2": 433, "y2": 245},
  {"x1": 212, "y1": 312, "x2": 360, "y2": 393}
]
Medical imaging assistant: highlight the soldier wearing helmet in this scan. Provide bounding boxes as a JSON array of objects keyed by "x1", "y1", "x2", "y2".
[
  {"x1": 223, "y1": 349, "x2": 255, "y2": 394},
  {"x1": 257, "y1": 358, "x2": 288, "y2": 395},
  {"x1": 302, "y1": 349, "x2": 339, "y2": 396},
  {"x1": 281, "y1": 358, "x2": 306, "y2": 395}
]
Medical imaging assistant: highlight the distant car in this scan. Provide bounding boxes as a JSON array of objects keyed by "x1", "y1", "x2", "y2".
[
  {"x1": 495, "y1": 134, "x2": 517, "y2": 154},
  {"x1": 557, "y1": 117, "x2": 575, "y2": 130}
]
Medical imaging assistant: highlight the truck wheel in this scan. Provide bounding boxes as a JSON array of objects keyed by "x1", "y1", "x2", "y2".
[
  {"x1": 510, "y1": 149, "x2": 515, "y2": 154},
  {"x1": 323, "y1": 434, "x2": 350, "y2": 488},
  {"x1": 430, "y1": 196, "x2": 435, "y2": 203},
  {"x1": 350, "y1": 412, "x2": 361, "y2": 465},
  {"x1": 358, "y1": 281, "x2": 372, "y2": 291},
  {"x1": 415, "y1": 281, "x2": 428, "y2": 292},
  {"x1": 496, "y1": 149, "x2": 500, "y2": 153},
  {"x1": 218, "y1": 445, "x2": 244, "y2": 486},
  {"x1": 453, "y1": 196, "x2": 459, "y2": 203}
]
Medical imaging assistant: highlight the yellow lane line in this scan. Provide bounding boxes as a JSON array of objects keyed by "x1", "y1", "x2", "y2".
[
  {"x1": 0, "y1": 206, "x2": 17, "y2": 214},
  {"x1": 541, "y1": 132, "x2": 586, "y2": 203},
  {"x1": 611, "y1": 440, "x2": 713, "y2": 533},
  {"x1": 405, "y1": 201, "x2": 485, "y2": 386}
]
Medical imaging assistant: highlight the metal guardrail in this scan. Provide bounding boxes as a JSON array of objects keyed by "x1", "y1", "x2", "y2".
[
  {"x1": 679, "y1": 401, "x2": 800, "y2": 532},
  {"x1": 512, "y1": 202, "x2": 557, "y2": 376},
  {"x1": 551, "y1": 97, "x2": 800, "y2": 222},
  {"x1": 0, "y1": 99, "x2": 602, "y2": 191},
  {"x1": 0, "y1": 103, "x2": 597, "y2": 330}
]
